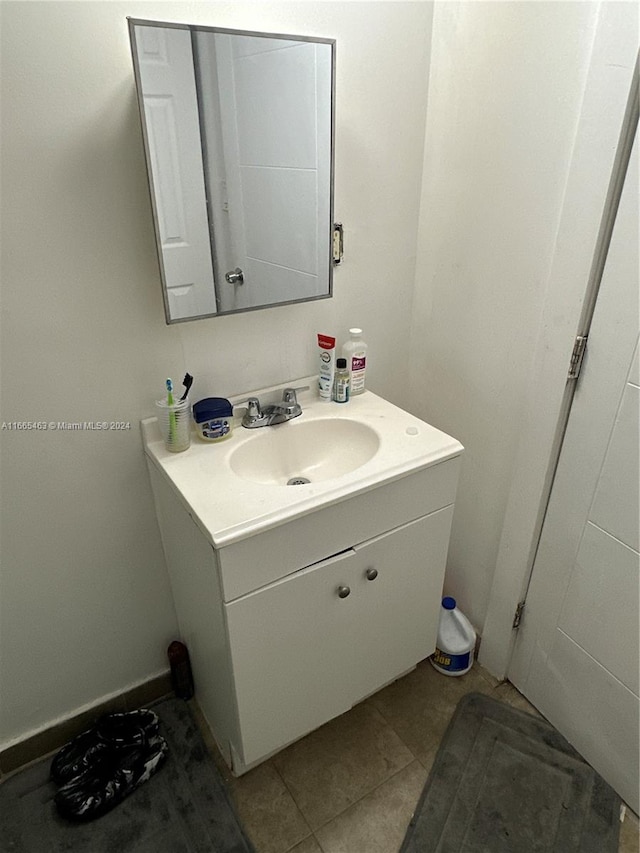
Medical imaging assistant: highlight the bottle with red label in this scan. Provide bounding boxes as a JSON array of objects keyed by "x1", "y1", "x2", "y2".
[{"x1": 342, "y1": 328, "x2": 368, "y2": 395}]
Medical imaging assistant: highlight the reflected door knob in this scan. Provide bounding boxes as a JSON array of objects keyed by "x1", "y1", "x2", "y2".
[
  {"x1": 337, "y1": 585, "x2": 351, "y2": 599},
  {"x1": 225, "y1": 267, "x2": 244, "y2": 284}
]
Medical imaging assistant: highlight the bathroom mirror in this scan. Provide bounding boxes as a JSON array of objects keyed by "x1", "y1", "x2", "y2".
[{"x1": 128, "y1": 19, "x2": 335, "y2": 323}]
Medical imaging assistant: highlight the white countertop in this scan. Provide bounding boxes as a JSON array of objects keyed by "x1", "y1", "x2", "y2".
[{"x1": 142, "y1": 378, "x2": 463, "y2": 548}]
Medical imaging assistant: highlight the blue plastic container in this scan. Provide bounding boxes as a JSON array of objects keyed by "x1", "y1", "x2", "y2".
[{"x1": 192, "y1": 397, "x2": 233, "y2": 443}]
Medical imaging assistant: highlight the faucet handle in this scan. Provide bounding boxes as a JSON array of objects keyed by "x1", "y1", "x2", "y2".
[
  {"x1": 236, "y1": 397, "x2": 262, "y2": 418},
  {"x1": 282, "y1": 386, "x2": 309, "y2": 404}
]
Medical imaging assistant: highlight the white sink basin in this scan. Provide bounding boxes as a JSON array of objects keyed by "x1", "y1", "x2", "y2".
[
  {"x1": 229, "y1": 418, "x2": 380, "y2": 485},
  {"x1": 141, "y1": 378, "x2": 463, "y2": 547}
]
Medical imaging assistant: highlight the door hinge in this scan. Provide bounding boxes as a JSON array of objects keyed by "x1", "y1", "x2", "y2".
[
  {"x1": 568, "y1": 335, "x2": 587, "y2": 380},
  {"x1": 512, "y1": 601, "x2": 525, "y2": 630}
]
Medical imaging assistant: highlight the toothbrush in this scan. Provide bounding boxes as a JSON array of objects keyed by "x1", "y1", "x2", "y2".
[
  {"x1": 179, "y1": 372, "x2": 193, "y2": 402},
  {"x1": 166, "y1": 378, "x2": 177, "y2": 445}
]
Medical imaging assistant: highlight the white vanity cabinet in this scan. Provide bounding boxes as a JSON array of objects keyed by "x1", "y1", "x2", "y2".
[
  {"x1": 147, "y1": 453, "x2": 460, "y2": 775},
  {"x1": 143, "y1": 383, "x2": 463, "y2": 774},
  {"x1": 226, "y1": 507, "x2": 454, "y2": 766}
]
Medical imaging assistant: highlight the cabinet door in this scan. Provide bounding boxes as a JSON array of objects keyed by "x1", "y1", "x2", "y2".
[
  {"x1": 225, "y1": 507, "x2": 454, "y2": 767},
  {"x1": 349, "y1": 506, "x2": 454, "y2": 704},
  {"x1": 225, "y1": 548, "x2": 358, "y2": 765}
]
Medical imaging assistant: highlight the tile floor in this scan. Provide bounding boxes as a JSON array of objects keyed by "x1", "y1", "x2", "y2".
[{"x1": 193, "y1": 659, "x2": 639, "y2": 853}]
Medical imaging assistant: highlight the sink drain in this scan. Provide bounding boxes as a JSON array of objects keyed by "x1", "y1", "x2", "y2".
[{"x1": 287, "y1": 476, "x2": 311, "y2": 486}]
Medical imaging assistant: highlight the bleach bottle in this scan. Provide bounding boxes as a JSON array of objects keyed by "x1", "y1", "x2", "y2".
[{"x1": 430, "y1": 596, "x2": 476, "y2": 676}]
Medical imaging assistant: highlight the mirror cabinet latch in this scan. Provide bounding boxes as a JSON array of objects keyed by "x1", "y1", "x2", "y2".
[{"x1": 333, "y1": 223, "x2": 344, "y2": 266}]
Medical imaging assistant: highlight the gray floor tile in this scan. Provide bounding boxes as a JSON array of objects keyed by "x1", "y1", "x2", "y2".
[
  {"x1": 272, "y1": 701, "x2": 414, "y2": 830},
  {"x1": 620, "y1": 808, "x2": 639, "y2": 853},
  {"x1": 227, "y1": 761, "x2": 312, "y2": 853},
  {"x1": 368, "y1": 658, "x2": 494, "y2": 768},
  {"x1": 286, "y1": 837, "x2": 323, "y2": 853},
  {"x1": 314, "y1": 761, "x2": 427, "y2": 853}
]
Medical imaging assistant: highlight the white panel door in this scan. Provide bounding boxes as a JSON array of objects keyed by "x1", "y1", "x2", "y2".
[
  {"x1": 509, "y1": 130, "x2": 639, "y2": 809},
  {"x1": 135, "y1": 26, "x2": 217, "y2": 318},
  {"x1": 213, "y1": 37, "x2": 331, "y2": 312}
]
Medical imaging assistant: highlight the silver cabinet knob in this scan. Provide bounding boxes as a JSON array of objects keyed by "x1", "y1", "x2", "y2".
[
  {"x1": 365, "y1": 567, "x2": 378, "y2": 581},
  {"x1": 337, "y1": 585, "x2": 351, "y2": 599},
  {"x1": 225, "y1": 267, "x2": 244, "y2": 284}
]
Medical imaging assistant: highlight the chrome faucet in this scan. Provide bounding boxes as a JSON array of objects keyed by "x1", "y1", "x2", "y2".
[{"x1": 239, "y1": 386, "x2": 309, "y2": 429}]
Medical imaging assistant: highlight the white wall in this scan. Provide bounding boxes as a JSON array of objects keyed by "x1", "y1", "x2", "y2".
[
  {"x1": 3, "y1": 0, "x2": 628, "y2": 750},
  {"x1": 0, "y1": 1, "x2": 433, "y2": 747},
  {"x1": 481, "y1": 3, "x2": 638, "y2": 678},
  {"x1": 409, "y1": 1, "x2": 602, "y2": 631}
]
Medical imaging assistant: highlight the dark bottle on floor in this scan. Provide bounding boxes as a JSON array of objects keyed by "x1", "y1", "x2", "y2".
[{"x1": 167, "y1": 640, "x2": 194, "y2": 699}]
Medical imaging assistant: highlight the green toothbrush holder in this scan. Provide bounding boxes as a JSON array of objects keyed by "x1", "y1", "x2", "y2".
[{"x1": 155, "y1": 397, "x2": 191, "y2": 452}]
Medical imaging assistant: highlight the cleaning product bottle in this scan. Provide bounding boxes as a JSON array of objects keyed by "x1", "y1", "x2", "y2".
[
  {"x1": 167, "y1": 640, "x2": 194, "y2": 699},
  {"x1": 430, "y1": 597, "x2": 476, "y2": 676},
  {"x1": 342, "y1": 328, "x2": 368, "y2": 395},
  {"x1": 333, "y1": 358, "x2": 350, "y2": 403}
]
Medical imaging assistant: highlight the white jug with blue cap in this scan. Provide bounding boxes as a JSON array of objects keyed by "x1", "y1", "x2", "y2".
[{"x1": 430, "y1": 596, "x2": 476, "y2": 676}]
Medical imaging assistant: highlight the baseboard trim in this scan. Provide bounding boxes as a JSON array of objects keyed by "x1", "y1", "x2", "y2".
[{"x1": 0, "y1": 670, "x2": 172, "y2": 779}]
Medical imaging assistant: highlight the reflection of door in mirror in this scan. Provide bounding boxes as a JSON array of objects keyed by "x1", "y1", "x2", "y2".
[
  {"x1": 196, "y1": 34, "x2": 331, "y2": 313},
  {"x1": 135, "y1": 26, "x2": 218, "y2": 319}
]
